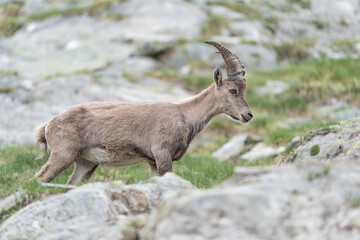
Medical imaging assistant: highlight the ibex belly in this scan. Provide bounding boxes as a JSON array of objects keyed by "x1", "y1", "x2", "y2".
[{"x1": 80, "y1": 147, "x2": 146, "y2": 167}]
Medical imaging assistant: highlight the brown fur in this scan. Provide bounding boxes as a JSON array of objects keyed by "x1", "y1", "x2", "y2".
[
  {"x1": 35, "y1": 66, "x2": 253, "y2": 185},
  {"x1": 35, "y1": 123, "x2": 47, "y2": 159}
]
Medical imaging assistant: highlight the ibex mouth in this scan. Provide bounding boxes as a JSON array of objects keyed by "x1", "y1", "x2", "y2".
[
  {"x1": 229, "y1": 114, "x2": 239, "y2": 121},
  {"x1": 240, "y1": 114, "x2": 250, "y2": 122}
]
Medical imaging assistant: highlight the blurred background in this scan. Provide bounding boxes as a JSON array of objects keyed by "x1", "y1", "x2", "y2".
[{"x1": 0, "y1": 0, "x2": 360, "y2": 214}]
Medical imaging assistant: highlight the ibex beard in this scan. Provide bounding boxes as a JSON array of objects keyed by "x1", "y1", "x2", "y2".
[{"x1": 35, "y1": 41, "x2": 253, "y2": 185}]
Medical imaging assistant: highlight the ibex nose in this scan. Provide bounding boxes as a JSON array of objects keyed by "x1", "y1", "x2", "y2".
[{"x1": 248, "y1": 113, "x2": 253, "y2": 119}]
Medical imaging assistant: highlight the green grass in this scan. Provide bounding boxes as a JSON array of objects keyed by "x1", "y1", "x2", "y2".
[
  {"x1": 201, "y1": 15, "x2": 230, "y2": 38},
  {"x1": 146, "y1": 68, "x2": 212, "y2": 92},
  {"x1": 0, "y1": 0, "x2": 122, "y2": 38},
  {"x1": 217, "y1": 1, "x2": 262, "y2": 19},
  {"x1": 330, "y1": 40, "x2": 358, "y2": 54}
]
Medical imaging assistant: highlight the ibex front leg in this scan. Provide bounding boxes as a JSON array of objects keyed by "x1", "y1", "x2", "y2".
[{"x1": 152, "y1": 147, "x2": 173, "y2": 176}]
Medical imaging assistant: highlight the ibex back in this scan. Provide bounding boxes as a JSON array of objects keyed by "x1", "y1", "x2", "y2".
[{"x1": 35, "y1": 41, "x2": 253, "y2": 185}]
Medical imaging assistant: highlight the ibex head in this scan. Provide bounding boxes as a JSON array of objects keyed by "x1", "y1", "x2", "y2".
[{"x1": 205, "y1": 41, "x2": 253, "y2": 123}]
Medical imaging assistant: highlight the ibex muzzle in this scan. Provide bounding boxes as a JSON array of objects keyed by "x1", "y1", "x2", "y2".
[{"x1": 35, "y1": 41, "x2": 253, "y2": 185}]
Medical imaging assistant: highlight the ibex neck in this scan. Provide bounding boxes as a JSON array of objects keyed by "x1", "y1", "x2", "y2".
[{"x1": 177, "y1": 83, "x2": 219, "y2": 137}]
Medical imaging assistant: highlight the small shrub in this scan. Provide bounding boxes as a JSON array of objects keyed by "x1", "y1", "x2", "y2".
[
  {"x1": 288, "y1": 0, "x2": 311, "y2": 9},
  {"x1": 274, "y1": 42, "x2": 311, "y2": 63},
  {"x1": 2, "y1": 2, "x2": 24, "y2": 18},
  {"x1": 218, "y1": 1, "x2": 261, "y2": 19},
  {"x1": 0, "y1": 87, "x2": 14, "y2": 93},
  {"x1": 201, "y1": 15, "x2": 229, "y2": 37},
  {"x1": 310, "y1": 144, "x2": 320, "y2": 156},
  {"x1": 311, "y1": 19, "x2": 328, "y2": 29},
  {"x1": 0, "y1": 18, "x2": 23, "y2": 38},
  {"x1": 330, "y1": 40, "x2": 357, "y2": 54},
  {"x1": 339, "y1": 18, "x2": 349, "y2": 26}
]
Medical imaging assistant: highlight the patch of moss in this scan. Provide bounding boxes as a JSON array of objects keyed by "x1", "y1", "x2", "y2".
[
  {"x1": 201, "y1": 15, "x2": 229, "y2": 37},
  {"x1": 274, "y1": 41, "x2": 311, "y2": 63},
  {"x1": 27, "y1": 0, "x2": 117, "y2": 22},
  {"x1": 310, "y1": 19, "x2": 329, "y2": 29},
  {"x1": 183, "y1": 74, "x2": 212, "y2": 91},
  {"x1": 123, "y1": 71, "x2": 136, "y2": 82},
  {"x1": 88, "y1": 0, "x2": 113, "y2": 17},
  {"x1": 288, "y1": 0, "x2": 311, "y2": 9},
  {"x1": 262, "y1": 16, "x2": 279, "y2": 34},
  {"x1": 346, "y1": 195, "x2": 360, "y2": 208},
  {"x1": 105, "y1": 13, "x2": 124, "y2": 21},
  {"x1": 310, "y1": 144, "x2": 320, "y2": 156},
  {"x1": 0, "y1": 87, "x2": 14, "y2": 93},
  {"x1": 339, "y1": 18, "x2": 349, "y2": 26},
  {"x1": 0, "y1": 17, "x2": 24, "y2": 38},
  {"x1": 218, "y1": 1, "x2": 261, "y2": 19},
  {"x1": 330, "y1": 39, "x2": 357, "y2": 54},
  {"x1": 2, "y1": 2, "x2": 24, "y2": 18}
]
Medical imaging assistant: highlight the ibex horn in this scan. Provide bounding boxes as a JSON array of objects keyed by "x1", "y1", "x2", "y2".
[{"x1": 205, "y1": 41, "x2": 245, "y2": 81}]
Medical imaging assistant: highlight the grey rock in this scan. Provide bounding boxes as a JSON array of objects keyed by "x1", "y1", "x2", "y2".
[
  {"x1": 255, "y1": 80, "x2": 290, "y2": 96},
  {"x1": 293, "y1": 117, "x2": 360, "y2": 162},
  {"x1": 311, "y1": 0, "x2": 360, "y2": 24},
  {"x1": 275, "y1": 19, "x2": 318, "y2": 43},
  {"x1": 107, "y1": 57, "x2": 159, "y2": 77},
  {"x1": 208, "y1": 5, "x2": 245, "y2": 20},
  {"x1": 0, "y1": 189, "x2": 25, "y2": 212},
  {"x1": 141, "y1": 162, "x2": 360, "y2": 240},
  {"x1": 241, "y1": 142, "x2": 285, "y2": 161},
  {"x1": 0, "y1": 173, "x2": 194, "y2": 240},
  {"x1": 212, "y1": 134, "x2": 248, "y2": 161},
  {"x1": 160, "y1": 42, "x2": 216, "y2": 69},
  {"x1": 0, "y1": 16, "x2": 135, "y2": 78},
  {"x1": 290, "y1": 136, "x2": 301, "y2": 147},
  {"x1": 36, "y1": 215, "x2": 144, "y2": 240},
  {"x1": 205, "y1": 40, "x2": 277, "y2": 70},
  {"x1": 111, "y1": 0, "x2": 207, "y2": 48},
  {"x1": 275, "y1": 117, "x2": 309, "y2": 129},
  {"x1": 229, "y1": 21, "x2": 272, "y2": 43},
  {"x1": 212, "y1": 133, "x2": 260, "y2": 161},
  {"x1": 312, "y1": 99, "x2": 360, "y2": 121},
  {"x1": 231, "y1": 43, "x2": 278, "y2": 70},
  {"x1": 21, "y1": 0, "x2": 97, "y2": 15}
]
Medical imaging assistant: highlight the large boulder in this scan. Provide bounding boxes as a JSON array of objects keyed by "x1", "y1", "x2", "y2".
[
  {"x1": 0, "y1": 173, "x2": 194, "y2": 240},
  {"x1": 0, "y1": 16, "x2": 135, "y2": 78},
  {"x1": 292, "y1": 117, "x2": 360, "y2": 162},
  {"x1": 141, "y1": 162, "x2": 360, "y2": 240}
]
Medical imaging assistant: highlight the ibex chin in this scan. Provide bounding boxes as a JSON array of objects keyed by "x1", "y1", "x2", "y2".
[{"x1": 35, "y1": 41, "x2": 253, "y2": 185}]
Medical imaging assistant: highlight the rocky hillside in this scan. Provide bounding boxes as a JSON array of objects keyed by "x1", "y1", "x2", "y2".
[
  {"x1": 1, "y1": 0, "x2": 360, "y2": 145},
  {"x1": 1, "y1": 1, "x2": 360, "y2": 238},
  {"x1": 2, "y1": 121, "x2": 360, "y2": 239}
]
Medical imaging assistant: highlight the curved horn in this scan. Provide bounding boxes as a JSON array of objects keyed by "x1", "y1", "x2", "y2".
[{"x1": 204, "y1": 41, "x2": 245, "y2": 80}]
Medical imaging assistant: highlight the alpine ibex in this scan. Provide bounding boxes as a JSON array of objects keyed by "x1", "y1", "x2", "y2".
[{"x1": 35, "y1": 41, "x2": 253, "y2": 185}]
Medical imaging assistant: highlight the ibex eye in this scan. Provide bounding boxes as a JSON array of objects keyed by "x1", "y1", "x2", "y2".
[{"x1": 229, "y1": 89, "x2": 237, "y2": 94}]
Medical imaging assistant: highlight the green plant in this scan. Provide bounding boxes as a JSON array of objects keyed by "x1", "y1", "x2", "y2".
[
  {"x1": 201, "y1": 15, "x2": 229, "y2": 37},
  {"x1": 310, "y1": 19, "x2": 329, "y2": 29},
  {"x1": 274, "y1": 42, "x2": 311, "y2": 63},
  {"x1": 310, "y1": 144, "x2": 320, "y2": 156},
  {"x1": 218, "y1": 1, "x2": 262, "y2": 19},
  {"x1": 0, "y1": 18, "x2": 23, "y2": 38}
]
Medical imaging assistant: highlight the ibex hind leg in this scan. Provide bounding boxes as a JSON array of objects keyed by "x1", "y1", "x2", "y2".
[
  {"x1": 67, "y1": 156, "x2": 98, "y2": 185},
  {"x1": 36, "y1": 150, "x2": 78, "y2": 183}
]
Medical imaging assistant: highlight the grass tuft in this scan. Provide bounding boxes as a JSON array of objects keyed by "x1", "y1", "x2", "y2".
[{"x1": 217, "y1": 1, "x2": 262, "y2": 19}]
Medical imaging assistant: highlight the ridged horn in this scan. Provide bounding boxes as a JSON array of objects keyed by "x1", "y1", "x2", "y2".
[{"x1": 204, "y1": 41, "x2": 245, "y2": 80}]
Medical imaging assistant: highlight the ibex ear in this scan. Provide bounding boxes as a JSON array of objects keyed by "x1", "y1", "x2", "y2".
[{"x1": 213, "y1": 66, "x2": 222, "y2": 88}]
